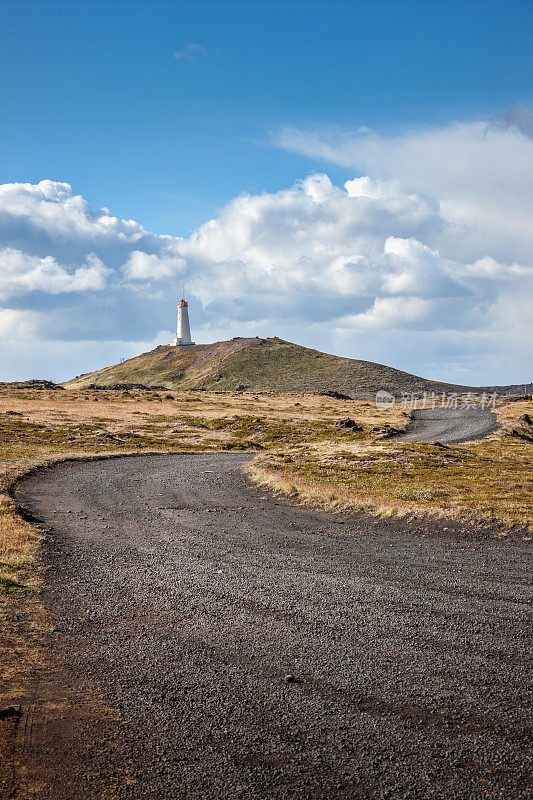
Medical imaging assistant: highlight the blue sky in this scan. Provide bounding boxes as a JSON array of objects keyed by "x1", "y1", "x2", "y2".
[
  {"x1": 2, "y1": 0, "x2": 532, "y2": 234},
  {"x1": 1, "y1": 0, "x2": 532, "y2": 383}
]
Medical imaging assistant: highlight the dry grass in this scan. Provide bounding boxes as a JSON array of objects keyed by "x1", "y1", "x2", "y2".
[
  {"x1": 0, "y1": 387, "x2": 396, "y2": 589},
  {"x1": 494, "y1": 398, "x2": 532, "y2": 432},
  {"x1": 1, "y1": 389, "x2": 530, "y2": 590},
  {"x1": 247, "y1": 400, "x2": 533, "y2": 535}
]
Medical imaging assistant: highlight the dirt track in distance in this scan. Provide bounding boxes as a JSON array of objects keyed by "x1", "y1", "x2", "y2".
[
  {"x1": 394, "y1": 407, "x2": 498, "y2": 444},
  {"x1": 5, "y1": 452, "x2": 532, "y2": 799}
]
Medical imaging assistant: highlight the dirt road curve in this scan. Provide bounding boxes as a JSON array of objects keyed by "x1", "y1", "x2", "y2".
[
  {"x1": 7, "y1": 453, "x2": 532, "y2": 799},
  {"x1": 394, "y1": 407, "x2": 497, "y2": 444}
]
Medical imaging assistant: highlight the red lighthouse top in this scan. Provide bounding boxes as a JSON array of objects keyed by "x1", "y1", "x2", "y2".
[{"x1": 179, "y1": 299, "x2": 188, "y2": 307}]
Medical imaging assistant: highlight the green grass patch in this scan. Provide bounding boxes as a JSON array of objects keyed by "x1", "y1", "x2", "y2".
[{"x1": 0, "y1": 575, "x2": 27, "y2": 594}]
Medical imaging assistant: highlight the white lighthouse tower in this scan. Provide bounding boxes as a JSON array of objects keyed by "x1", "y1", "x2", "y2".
[{"x1": 173, "y1": 288, "x2": 195, "y2": 346}]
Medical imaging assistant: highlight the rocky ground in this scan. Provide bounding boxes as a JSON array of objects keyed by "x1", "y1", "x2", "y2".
[{"x1": 3, "y1": 452, "x2": 532, "y2": 799}]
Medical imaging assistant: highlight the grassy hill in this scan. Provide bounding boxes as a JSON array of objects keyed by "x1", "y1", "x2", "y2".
[{"x1": 64, "y1": 337, "x2": 485, "y2": 399}]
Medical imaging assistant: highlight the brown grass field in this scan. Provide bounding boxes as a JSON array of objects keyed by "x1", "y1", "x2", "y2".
[{"x1": 1, "y1": 387, "x2": 531, "y2": 596}]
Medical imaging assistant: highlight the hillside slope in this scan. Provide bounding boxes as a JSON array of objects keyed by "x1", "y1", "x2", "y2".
[{"x1": 65, "y1": 337, "x2": 484, "y2": 399}]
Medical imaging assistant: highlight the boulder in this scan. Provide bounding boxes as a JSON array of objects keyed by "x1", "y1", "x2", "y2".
[
  {"x1": 334, "y1": 418, "x2": 363, "y2": 431},
  {"x1": 321, "y1": 390, "x2": 353, "y2": 401},
  {"x1": 511, "y1": 413, "x2": 533, "y2": 442}
]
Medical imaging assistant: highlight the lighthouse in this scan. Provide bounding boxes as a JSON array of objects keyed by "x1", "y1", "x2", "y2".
[{"x1": 173, "y1": 292, "x2": 195, "y2": 346}]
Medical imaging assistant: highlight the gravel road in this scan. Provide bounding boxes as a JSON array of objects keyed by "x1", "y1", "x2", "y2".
[
  {"x1": 9, "y1": 453, "x2": 532, "y2": 799},
  {"x1": 394, "y1": 407, "x2": 497, "y2": 444}
]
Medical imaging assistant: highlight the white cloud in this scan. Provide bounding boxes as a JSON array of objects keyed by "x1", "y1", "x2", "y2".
[
  {"x1": 177, "y1": 174, "x2": 528, "y2": 325},
  {"x1": 0, "y1": 308, "x2": 39, "y2": 339},
  {"x1": 178, "y1": 174, "x2": 444, "y2": 305},
  {"x1": 1, "y1": 106, "x2": 532, "y2": 386},
  {"x1": 276, "y1": 111, "x2": 533, "y2": 268},
  {"x1": 122, "y1": 248, "x2": 185, "y2": 281},
  {"x1": 0, "y1": 181, "x2": 186, "y2": 371},
  {"x1": 341, "y1": 296, "x2": 434, "y2": 330},
  {"x1": 0, "y1": 180, "x2": 147, "y2": 244},
  {"x1": 491, "y1": 103, "x2": 533, "y2": 138},
  {"x1": 173, "y1": 43, "x2": 206, "y2": 60},
  {"x1": 174, "y1": 166, "x2": 531, "y2": 381},
  {"x1": 0, "y1": 247, "x2": 110, "y2": 299}
]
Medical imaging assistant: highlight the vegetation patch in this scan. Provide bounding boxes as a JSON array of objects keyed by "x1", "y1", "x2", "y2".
[
  {"x1": 248, "y1": 431, "x2": 533, "y2": 533},
  {"x1": 0, "y1": 575, "x2": 27, "y2": 594}
]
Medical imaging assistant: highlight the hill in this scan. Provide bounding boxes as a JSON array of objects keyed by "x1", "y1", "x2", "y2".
[{"x1": 64, "y1": 337, "x2": 488, "y2": 399}]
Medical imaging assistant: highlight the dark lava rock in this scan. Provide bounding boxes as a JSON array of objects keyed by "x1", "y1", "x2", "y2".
[
  {"x1": 335, "y1": 418, "x2": 363, "y2": 431},
  {"x1": 378, "y1": 426, "x2": 402, "y2": 439},
  {"x1": 87, "y1": 383, "x2": 169, "y2": 391},
  {"x1": 321, "y1": 390, "x2": 353, "y2": 401},
  {"x1": 0, "y1": 379, "x2": 64, "y2": 390},
  {"x1": 511, "y1": 413, "x2": 533, "y2": 442},
  {"x1": 0, "y1": 706, "x2": 22, "y2": 721}
]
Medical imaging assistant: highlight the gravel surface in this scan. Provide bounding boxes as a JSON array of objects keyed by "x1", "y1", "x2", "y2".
[
  {"x1": 11, "y1": 452, "x2": 532, "y2": 799},
  {"x1": 394, "y1": 408, "x2": 497, "y2": 444}
]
